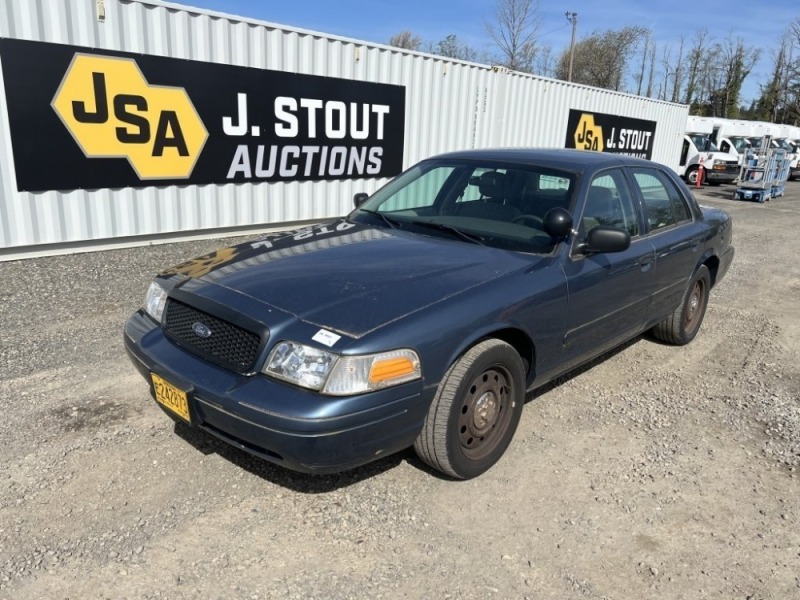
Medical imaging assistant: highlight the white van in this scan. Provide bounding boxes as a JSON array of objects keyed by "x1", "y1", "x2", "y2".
[{"x1": 679, "y1": 116, "x2": 739, "y2": 185}]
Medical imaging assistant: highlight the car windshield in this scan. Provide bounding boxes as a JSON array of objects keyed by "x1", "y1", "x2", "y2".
[{"x1": 352, "y1": 159, "x2": 577, "y2": 254}]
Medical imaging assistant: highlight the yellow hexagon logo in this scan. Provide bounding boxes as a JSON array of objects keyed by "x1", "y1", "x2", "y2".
[
  {"x1": 51, "y1": 53, "x2": 208, "y2": 180},
  {"x1": 162, "y1": 247, "x2": 240, "y2": 279},
  {"x1": 573, "y1": 113, "x2": 604, "y2": 153}
]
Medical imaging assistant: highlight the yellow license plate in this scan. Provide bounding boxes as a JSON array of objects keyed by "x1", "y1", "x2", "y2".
[{"x1": 151, "y1": 373, "x2": 191, "y2": 422}]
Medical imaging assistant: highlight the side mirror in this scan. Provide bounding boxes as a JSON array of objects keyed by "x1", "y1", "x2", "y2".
[
  {"x1": 581, "y1": 225, "x2": 631, "y2": 254},
  {"x1": 353, "y1": 193, "x2": 369, "y2": 208},
  {"x1": 543, "y1": 207, "x2": 573, "y2": 238}
]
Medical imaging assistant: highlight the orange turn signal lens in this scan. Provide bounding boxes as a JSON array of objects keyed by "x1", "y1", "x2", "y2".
[{"x1": 369, "y1": 357, "x2": 416, "y2": 383}]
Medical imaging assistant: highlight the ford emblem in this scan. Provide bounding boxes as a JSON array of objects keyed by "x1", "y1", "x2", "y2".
[{"x1": 192, "y1": 322, "x2": 212, "y2": 338}]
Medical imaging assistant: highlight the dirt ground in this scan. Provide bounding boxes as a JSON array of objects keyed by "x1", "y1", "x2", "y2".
[{"x1": 0, "y1": 181, "x2": 798, "y2": 599}]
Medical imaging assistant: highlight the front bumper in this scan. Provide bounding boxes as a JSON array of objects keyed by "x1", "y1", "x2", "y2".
[
  {"x1": 705, "y1": 170, "x2": 738, "y2": 183},
  {"x1": 124, "y1": 310, "x2": 427, "y2": 474}
]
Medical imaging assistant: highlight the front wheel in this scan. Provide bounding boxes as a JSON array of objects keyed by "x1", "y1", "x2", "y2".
[
  {"x1": 651, "y1": 265, "x2": 711, "y2": 345},
  {"x1": 685, "y1": 166, "x2": 700, "y2": 186},
  {"x1": 413, "y1": 339, "x2": 525, "y2": 479}
]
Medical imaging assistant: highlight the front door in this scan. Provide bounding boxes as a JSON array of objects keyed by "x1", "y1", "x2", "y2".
[{"x1": 561, "y1": 168, "x2": 655, "y2": 370}]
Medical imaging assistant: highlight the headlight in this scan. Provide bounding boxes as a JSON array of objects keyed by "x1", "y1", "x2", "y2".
[
  {"x1": 263, "y1": 342, "x2": 421, "y2": 395},
  {"x1": 144, "y1": 281, "x2": 168, "y2": 322},
  {"x1": 263, "y1": 341, "x2": 337, "y2": 391}
]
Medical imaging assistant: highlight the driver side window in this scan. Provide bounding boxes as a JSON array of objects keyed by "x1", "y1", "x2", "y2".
[{"x1": 581, "y1": 170, "x2": 639, "y2": 239}]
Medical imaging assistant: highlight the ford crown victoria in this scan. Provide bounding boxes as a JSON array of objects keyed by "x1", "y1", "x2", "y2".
[{"x1": 124, "y1": 149, "x2": 734, "y2": 479}]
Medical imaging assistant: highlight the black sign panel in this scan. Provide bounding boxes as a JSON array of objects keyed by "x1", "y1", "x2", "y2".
[
  {"x1": 564, "y1": 109, "x2": 657, "y2": 160},
  {"x1": 0, "y1": 38, "x2": 406, "y2": 192}
]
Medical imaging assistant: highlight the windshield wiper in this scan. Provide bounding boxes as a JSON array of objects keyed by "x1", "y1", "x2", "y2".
[
  {"x1": 411, "y1": 221, "x2": 486, "y2": 245},
  {"x1": 358, "y1": 208, "x2": 400, "y2": 229}
]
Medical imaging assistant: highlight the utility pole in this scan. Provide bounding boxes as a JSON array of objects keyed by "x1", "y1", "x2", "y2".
[{"x1": 566, "y1": 11, "x2": 578, "y2": 82}]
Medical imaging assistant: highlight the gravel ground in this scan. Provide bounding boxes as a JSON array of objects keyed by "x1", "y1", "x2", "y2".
[{"x1": 0, "y1": 182, "x2": 799, "y2": 599}]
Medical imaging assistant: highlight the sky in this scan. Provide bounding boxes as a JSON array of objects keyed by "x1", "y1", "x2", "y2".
[{"x1": 168, "y1": 0, "x2": 798, "y2": 105}]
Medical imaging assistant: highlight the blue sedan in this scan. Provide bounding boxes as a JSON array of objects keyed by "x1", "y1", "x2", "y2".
[{"x1": 124, "y1": 149, "x2": 734, "y2": 479}]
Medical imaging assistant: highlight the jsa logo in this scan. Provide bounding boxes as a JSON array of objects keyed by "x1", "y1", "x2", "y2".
[
  {"x1": 574, "y1": 114, "x2": 604, "y2": 152},
  {"x1": 52, "y1": 54, "x2": 208, "y2": 179}
]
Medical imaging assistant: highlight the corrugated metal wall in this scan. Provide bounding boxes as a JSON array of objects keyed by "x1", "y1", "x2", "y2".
[{"x1": 0, "y1": 0, "x2": 688, "y2": 257}]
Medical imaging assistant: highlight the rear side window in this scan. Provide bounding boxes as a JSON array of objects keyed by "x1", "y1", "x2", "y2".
[{"x1": 630, "y1": 168, "x2": 692, "y2": 232}]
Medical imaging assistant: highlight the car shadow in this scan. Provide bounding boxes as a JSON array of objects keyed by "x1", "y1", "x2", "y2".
[
  {"x1": 695, "y1": 186, "x2": 738, "y2": 201},
  {"x1": 525, "y1": 334, "x2": 644, "y2": 403},
  {"x1": 172, "y1": 420, "x2": 406, "y2": 493},
  {"x1": 172, "y1": 333, "x2": 650, "y2": 491}
]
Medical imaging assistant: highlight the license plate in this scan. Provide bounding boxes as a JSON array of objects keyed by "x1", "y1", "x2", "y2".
[{"x1": 151, "y1": 373, "x2": 191, "y2": 422}]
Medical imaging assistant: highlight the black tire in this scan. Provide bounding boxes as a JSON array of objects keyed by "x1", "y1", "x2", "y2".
[
  {"x1": 413, "y1": 339, "x2": 525, "y2": 479},
  {"x1": 685, "y1": 166, "x2": 699, "y2": 186},
  {"x1": 652, "y1": 265, "x2": 711, "y2": 345}
]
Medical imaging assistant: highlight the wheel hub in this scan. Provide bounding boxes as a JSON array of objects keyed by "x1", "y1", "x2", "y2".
[
  {"x1": 473, "y1": 391, "x2": 498, "y2": 430},
  {"x1": 686, "y1": 280, "x2": 705, "y2": 329},
  {"x1": 458, "y1": 367, "x2": 513, "y2": 459},
  {"x1": 688, "y1": 292, "x2": 699, "y2": 316}
]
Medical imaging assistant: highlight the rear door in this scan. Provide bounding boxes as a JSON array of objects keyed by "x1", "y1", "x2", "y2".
[{"x1": 627, "y1": 167, "x2": 704, "y2": 321}]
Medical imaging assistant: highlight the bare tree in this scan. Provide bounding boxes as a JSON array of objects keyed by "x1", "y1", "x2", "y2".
[
  {"x1": 429, "y1": 34, "x2": 479, "y2": 62},
  {"x1": 555, "y1": 26, "x2": 649, "y2": 91},
  {"x1": 485, "y1": 0, "x2": 541, "y2": 72},
  {"x1": 659, "y1": 44, "x2": 672, "y2": 101},
  {"x1": 656, "y1": 36, "x2": 685, "y2": 103},
  {"x1": 712, "y1": 35, "x2": 760, "y2": 117},
  {"x1": 646, "y1": 38, "x2": 657, "y2": 98},
  {"x1": 388, "y1": 30, "x2": 423, "y2": 51},
  {"x1": 780, "y1": 20, "x2": 800, "y2": 123},
  {"x1": 753, "y1": 39, "x2": 789, "y2": 121},
  {"x1": 683, "y1": 29, "x2": 711, "y2": 106},
  {"x1": 533, "y1": 45, "x2": 555, "y2": 77},
  {"x1": 634, "y1": 31, "x2": 651, "y2": 96},
  {"x1": 670, "y1": 36, "x2": 686, "y2": 103}
]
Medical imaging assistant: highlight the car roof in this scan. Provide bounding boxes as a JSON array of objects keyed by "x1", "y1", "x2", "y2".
[{"x1": 428, "y1": 148, "x2": 661, "y2": 172}]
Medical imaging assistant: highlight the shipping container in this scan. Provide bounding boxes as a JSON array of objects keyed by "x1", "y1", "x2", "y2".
[{"x1": 0, "y1": 0, "x2": 689, "y2": 259}]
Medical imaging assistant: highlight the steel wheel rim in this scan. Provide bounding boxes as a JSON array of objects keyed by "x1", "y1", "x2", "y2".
[
  {"x1": 685, "y1": 278, "x2": 706, "y2": 333},
  {"x1": 458, "y1": 366, "x2": 514, "y2": 460}
]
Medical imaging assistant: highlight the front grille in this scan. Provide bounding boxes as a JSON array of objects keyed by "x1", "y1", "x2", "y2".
[{"x1": 163, "y1": 298, "x2": 262, "y2": 373}]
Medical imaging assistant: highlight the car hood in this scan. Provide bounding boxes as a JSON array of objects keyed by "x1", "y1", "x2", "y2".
[{"x1": 160, "y1": 219, "x2": 539, "y2": 338}]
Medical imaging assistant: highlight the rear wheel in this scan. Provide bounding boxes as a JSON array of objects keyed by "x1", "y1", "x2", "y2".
[
  {"x1": 413, "y1": 339, "x2": 525, "y2": 479},
  {"x1": 652, "y1": 265, "x2": 711, "y2": 345}
]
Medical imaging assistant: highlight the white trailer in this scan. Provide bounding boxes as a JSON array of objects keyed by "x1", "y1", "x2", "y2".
[{"x1": 0, "y1": 0, "x2": 689, "y2": 260}]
